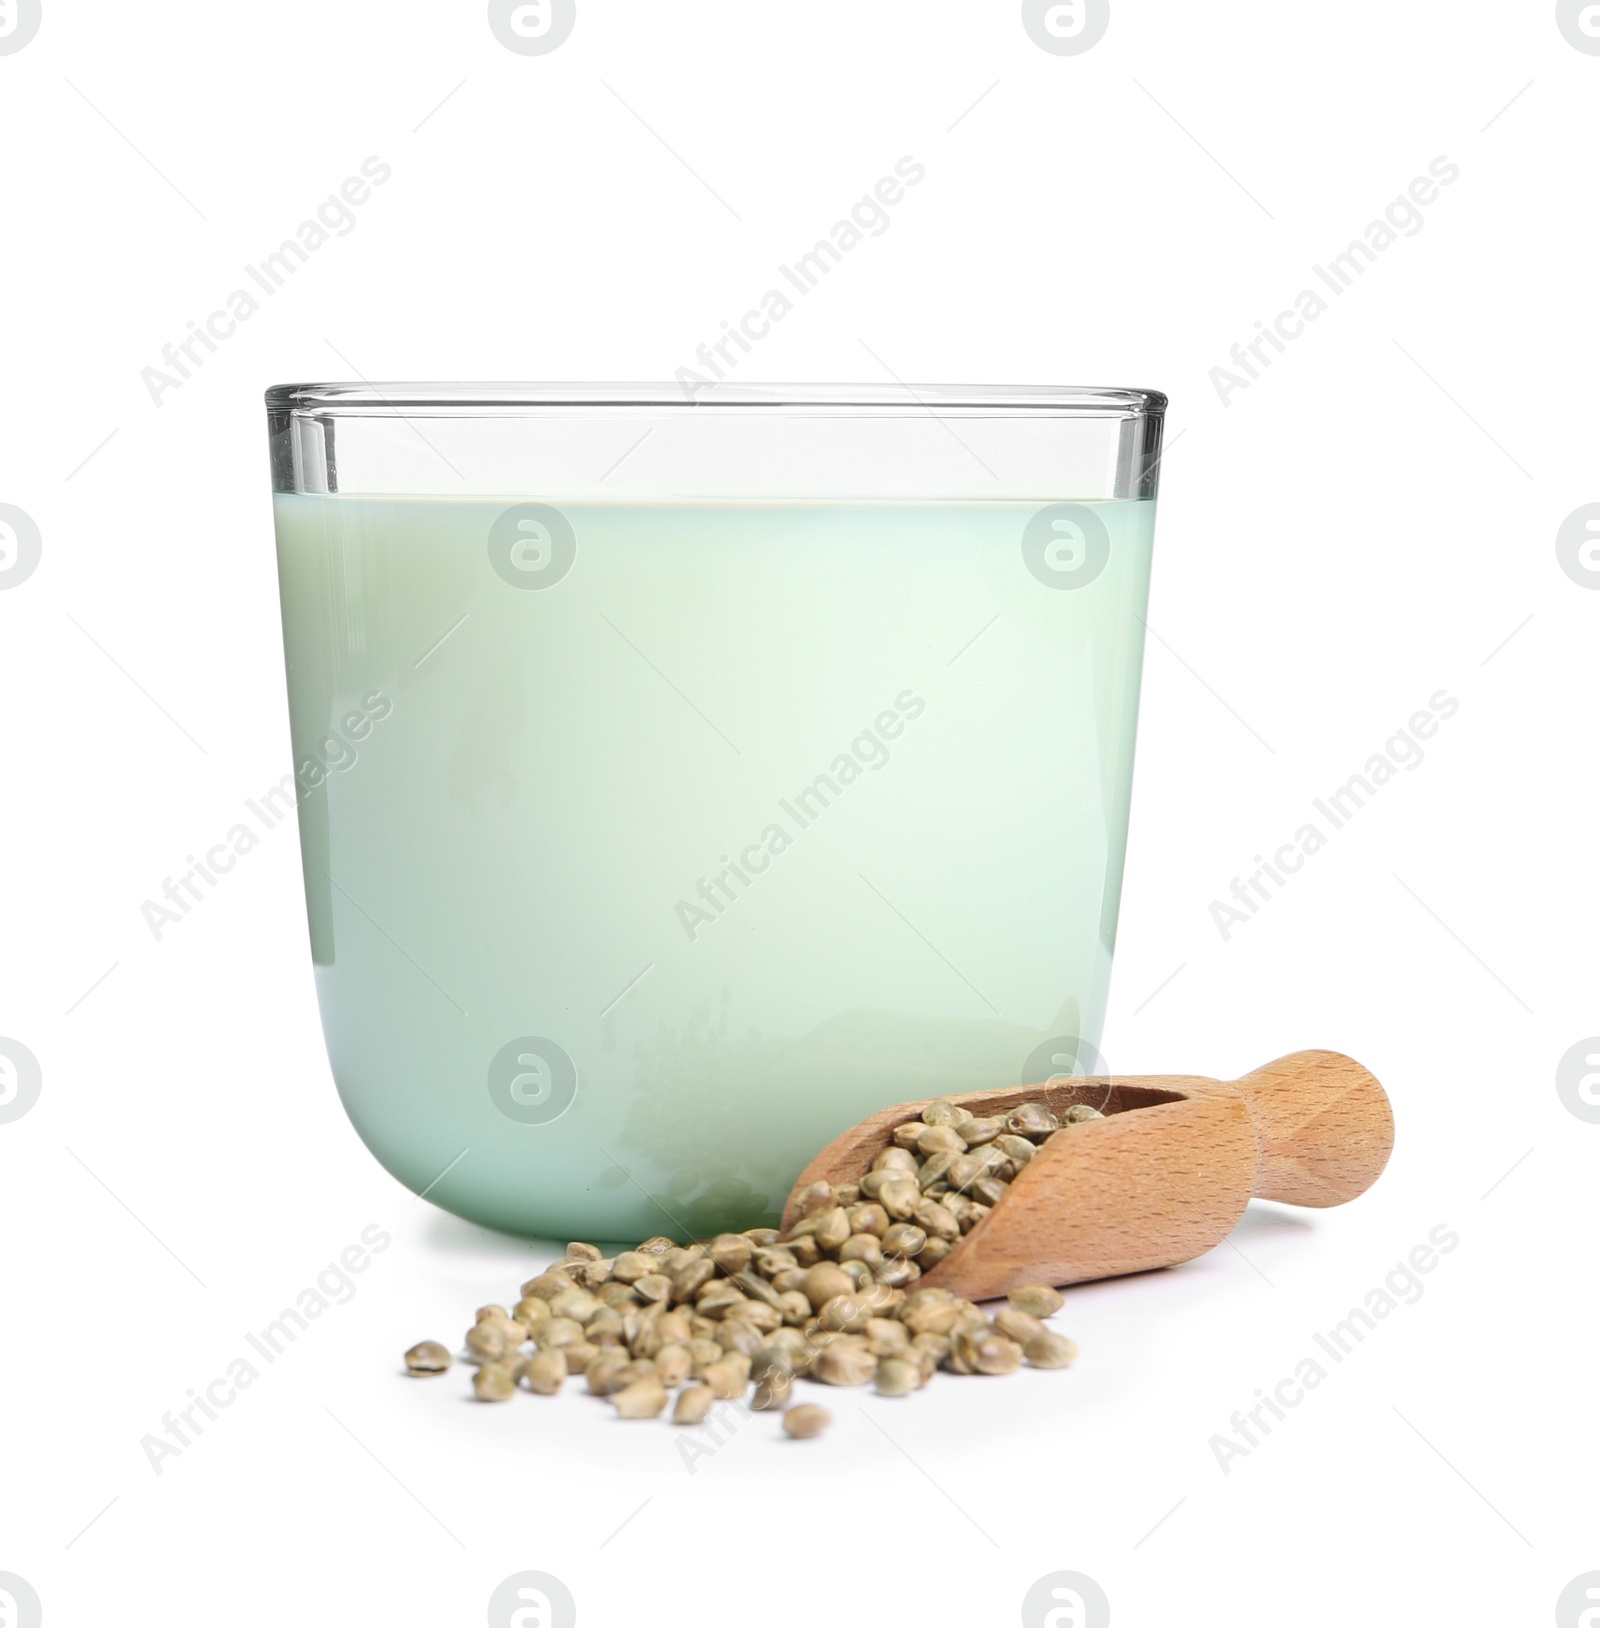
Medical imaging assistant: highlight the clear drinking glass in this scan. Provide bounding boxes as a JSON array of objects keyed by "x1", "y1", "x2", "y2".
[{"x1": 265, "y1": 383, "x2": 1166, "y2": 1241}]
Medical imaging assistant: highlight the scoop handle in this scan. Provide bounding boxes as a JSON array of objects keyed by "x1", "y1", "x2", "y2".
[{"x1": 1218, "y1": 1049, "x2": 1394, "y2": 1207}]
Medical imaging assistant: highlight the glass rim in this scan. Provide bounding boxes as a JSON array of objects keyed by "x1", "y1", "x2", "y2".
[{"x1": 264, "y1": 381, "x2": 1167, "y2": 417}]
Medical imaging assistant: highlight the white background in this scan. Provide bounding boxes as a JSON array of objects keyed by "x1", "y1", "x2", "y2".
[{"x1": 2, "y1": 3, "x2": 1595, "y2": 1625}]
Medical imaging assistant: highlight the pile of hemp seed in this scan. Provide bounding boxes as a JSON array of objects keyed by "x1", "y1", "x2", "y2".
[{"x1": 405, "y1": 1092, "x2": 1100, "y2": 1436}]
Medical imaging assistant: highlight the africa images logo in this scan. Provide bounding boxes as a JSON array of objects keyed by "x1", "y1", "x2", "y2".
[
  {"x1": 0, "y1": 1574, "x2": 43, "y2": 1628},
  {"x1": 0, "y1": 0, "x2": 42, "y2": 55},
  {"x1": 0, "y1": 503, "x2": 42, "y2": 589},
  {"x1": 488, "y1": 1037, "x2": 578, "y2": 1124},
  {"x1": 488, "y1": 503, "x2": 578, "y2": 590},
  {"x1": 1023, "y1": 505, "x2": 1111, "y2": 590},
  {"x1": 1021, "y1": 0, "x2": 1109, "y2": 55},
  {"x1": 487, "y1": 1572, "x2": 577, "y2": 1628},
  {"x1": 0, "y1": 1038, "x2": 42, "y2": 1124},
  {"x1": 488, "y1": 0, "x2": 576, "y2": 54}
]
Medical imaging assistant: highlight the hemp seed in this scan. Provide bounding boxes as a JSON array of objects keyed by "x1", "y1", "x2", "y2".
[
  {"x1": 673, "y1": 1384, "x2": 716, "y2": 1425},
  {"x1": 465, "y1": 1322, "x2": 509, "y2": 1364},
  {"x1": 404, "y1": 1340, "x2": 452, "y2": 1375},
  {"x1": 1006, "y1": 1103, "x2": 1059, "y2": 1138},
  {"x1": 612, "y1": 1378, "x2": 670, "y2": 1419},
  {"x1": 521, "y1": 1348, "x2": 568, "y2": 1394},
  {"x1": 815, "y1": 1345, "x2": 877, "y2": 1387},
  {"x1": 783, "y1": 1405, "x2": 833, "y2": 1439},
  {"x1": 405, "y1": 1089, "x2": 1088, "y2": 1434},
  {"x1": 1008, "y1": 1284, "x2": 1066, "y2": 1318},
  {"x1": 874, "y1": 1356, "x2": 920, "y2": 1397},
  {"x1": 994, "y1": 1307, "x2": 1048, "y2": 1345},
  {"x1": 1024, "y1": 1331, "x2": 1080, "y2": 1369},
  {"x1": 751, "y1": 1368, "x2": 794, "y2": 1410},
  {"x1": 472, "y1": 1362, "x2": 517, "y2": 1402}
]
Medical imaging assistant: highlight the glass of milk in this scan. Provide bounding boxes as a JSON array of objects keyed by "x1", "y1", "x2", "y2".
[{"x1": 266, "y1": 384, "x2": 1167, "y2": 1241}]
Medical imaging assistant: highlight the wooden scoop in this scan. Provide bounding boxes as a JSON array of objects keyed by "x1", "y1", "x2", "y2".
[{"x1": 780, "y1": 1050, "x2": 1394, "y2": 1302}]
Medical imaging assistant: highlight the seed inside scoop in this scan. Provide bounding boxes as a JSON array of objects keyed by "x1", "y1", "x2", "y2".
[{"x1": 403, "y1": 1096, "x2": 1091, "y2": 1435}]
